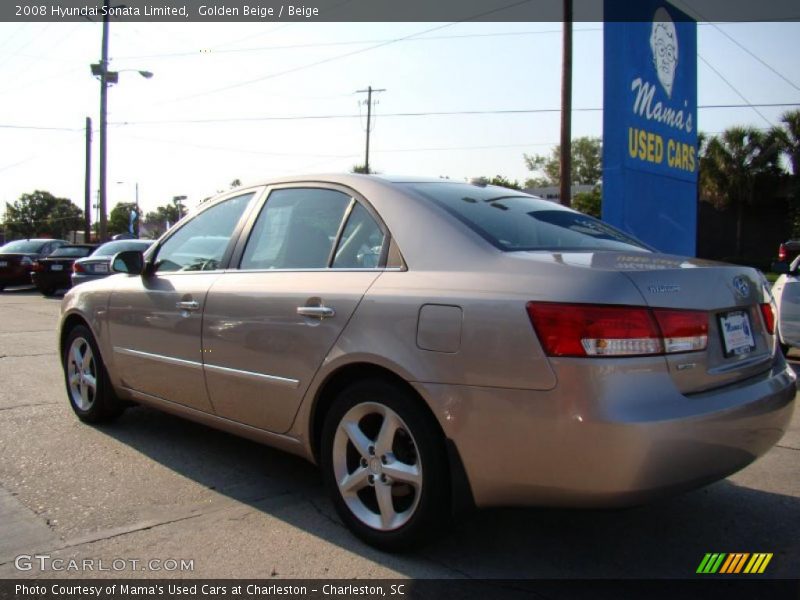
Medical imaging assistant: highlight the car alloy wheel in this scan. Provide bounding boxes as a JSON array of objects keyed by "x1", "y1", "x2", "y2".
[
  {"x1": 67, "y1": 335, "x2": 97, "y2": 412},
  {"x1": 63, "y1": 325, "x2": 125, "y2": 423},
  {"x1": 321, "y1": 379, "x2": 449, "y2": 551},
  {"x1": 332, "y1": 401, "x2": 423, "y2": 531}
]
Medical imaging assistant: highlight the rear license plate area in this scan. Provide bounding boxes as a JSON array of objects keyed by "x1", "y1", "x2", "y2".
[
  {"x1": 51, "y1": 264, "x2": 63, "y2": 271},
  {"x1": 718, "y1": 310, "x2": 756, "y2": 357}
]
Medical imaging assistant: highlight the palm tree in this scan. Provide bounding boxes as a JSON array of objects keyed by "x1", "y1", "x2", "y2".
[
  {"x1": 699, "y1": 126, "x2": 784, "y2": 256},
  {"x1": 772, "y1": 110, "x2": 800, "y2": 236}
]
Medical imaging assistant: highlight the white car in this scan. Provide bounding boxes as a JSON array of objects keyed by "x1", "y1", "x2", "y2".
[{"x1": 772, "y1": 257, "x2": 800, "y2": 354}]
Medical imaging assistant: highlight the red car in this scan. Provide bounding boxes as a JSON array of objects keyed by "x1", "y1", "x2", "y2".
[
  {"x1": 0, "y1": 239, "x2": 68, "y2": 291},
  {"x1": 778, "y1": 240, "x2": 800, "y2": 265}
]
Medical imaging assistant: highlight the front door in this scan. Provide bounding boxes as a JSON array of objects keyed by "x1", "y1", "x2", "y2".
[{"x1": 107, "y1": 191, "x2": 256, "y2": 412}]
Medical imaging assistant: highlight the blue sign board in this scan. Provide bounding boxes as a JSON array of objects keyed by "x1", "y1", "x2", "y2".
[{"x1": 602, "y1": 0, "x2": 698, "y2": 256}]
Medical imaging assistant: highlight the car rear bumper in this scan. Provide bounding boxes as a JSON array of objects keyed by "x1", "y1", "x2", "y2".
[
  {"x1": 0, "y1": 268, "x2": 32, "y2": 287},
  {"x1": 414, "y1": 356, "x2": 796, "y2": 508},
  {"x1": 32, "y1": 271, "x2": 72, "y2": 291},
  {"x1": 71, "y1": 272, "x2": 108, "y2": 286}
]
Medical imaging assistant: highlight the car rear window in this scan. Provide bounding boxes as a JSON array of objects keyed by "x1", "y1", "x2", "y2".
[
  {"x1": 0, "y1": 240, "x2": 47, "y2": 253},
  {"x1": 93, "y1": 240, "x2": 153, "y2": 257},
  {"x1": 50, "y1": 246, "x2": 94, "y2": 258},
  {"x1": 406, "y1": 182, "x2": 650, "y2": 253}
]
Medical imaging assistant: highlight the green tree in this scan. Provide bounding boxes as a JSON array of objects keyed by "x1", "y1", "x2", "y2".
[
  {"x1": 572, "y1": 186, "x2": 602, "y2": 218},
  {"x1": 524, "y1": 137, "x2": 602, "y2": 188},
  {"x1": 108, "y1": 202, "x2": 139, "y2": 236},
  {"x1": 699, "y1": 126, "x2": 784, "y2": 256},
  {"x1": 484, "y1": 175, "x2": 523, "y2": 190},
  {"x1": 3, "y1": 190, "x2": 83, "y2": 240},
  {"x1": 143, "y1": 203, "x2": 186, "y2": 238}
]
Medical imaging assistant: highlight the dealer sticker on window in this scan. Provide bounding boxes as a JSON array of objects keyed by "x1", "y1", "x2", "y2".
[{"x1": 719, "y1": 310, "x2": 756, "y2": 357}]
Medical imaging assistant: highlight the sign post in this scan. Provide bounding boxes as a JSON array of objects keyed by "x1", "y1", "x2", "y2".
[{"x1": 603, "y1": 1, "x2": 698, "y2": 256}]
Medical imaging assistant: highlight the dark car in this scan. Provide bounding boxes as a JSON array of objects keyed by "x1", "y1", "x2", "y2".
[
  {"x1": 72, "y1": 239, "x2": 154, "y2": 286},
  {"x1": 0, "y1": 239, "x2": 68, "y2": 291},
  {"x1": 32, "y1": 245, "x2": 97, "y2": 296},
  {"x1": 778, "y1": 240, "x2": 800, "y2": 265}
]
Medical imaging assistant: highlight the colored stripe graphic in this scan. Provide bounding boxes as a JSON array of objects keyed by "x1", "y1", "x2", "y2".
[
  {"x1": 720, "y1": 553, "x2": 749, "y2": 574},
  {"x1": 697, "y1": 553, "x2": 727, "y2": 573},
  {"x1": 744, "y1": 553, "x2": 773, "y2": 574},
  {"x1": 698, "y1": 553, "x2": 773, "y2": 574}
]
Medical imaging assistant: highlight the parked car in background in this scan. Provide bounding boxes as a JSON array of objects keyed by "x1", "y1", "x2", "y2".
[
  {"x1": 0, "y1": 238, "x2": 68, "y2": 291},
  {"x1": 58, "y1": 175, "x2": 796, "y2": 550},
  {"x1": 777, "y1": 240, "x2": 800, "y2": 267},
  {"x1": 72, "y1": 239, "x2": 154, "y2": 286},
  {"x1": 771, "y1": 256, "x2": 800, "y2": 355},
  {"x1": 32, "y1": 244, "x2": 96, "y2": 296}
]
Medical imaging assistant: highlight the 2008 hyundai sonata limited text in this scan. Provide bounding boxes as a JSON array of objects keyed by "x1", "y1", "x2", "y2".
[{"x1": 58, "y1": 175, "x2": 796, "y2": 550}]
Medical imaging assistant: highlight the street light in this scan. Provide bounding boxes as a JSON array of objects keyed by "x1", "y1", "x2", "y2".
[{"x1": 91, "y1": 0, "x2": 152, "y2": 242}]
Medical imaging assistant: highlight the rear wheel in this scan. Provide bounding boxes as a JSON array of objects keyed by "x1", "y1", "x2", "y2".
[
  {"x1": 321, "y1": 379, "x2": 449, "y2": 551},
  {"x1": 63, "y1": 325, "x2": 125, "y2": 423}
]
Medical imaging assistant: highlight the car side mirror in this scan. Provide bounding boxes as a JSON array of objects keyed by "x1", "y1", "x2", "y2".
[
  {"x1": 772, "y1": 261, "x2": 790, "y2": 275},
  {"x1": 112, "y1": 250, "x2": 145, "y2": 275}
]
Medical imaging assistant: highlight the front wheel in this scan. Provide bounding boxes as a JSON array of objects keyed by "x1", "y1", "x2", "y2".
[
  {"x1": 63, "y1": 325, "x2": 125, "y2": 423},
  {"x1": 321, "y1": 379, "x2": 450, "y2": 551}
]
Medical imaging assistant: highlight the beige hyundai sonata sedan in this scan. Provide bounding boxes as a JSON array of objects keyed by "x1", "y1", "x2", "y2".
[{"x1": 59, "y1": 174, "x2": 796, "y2": 550}]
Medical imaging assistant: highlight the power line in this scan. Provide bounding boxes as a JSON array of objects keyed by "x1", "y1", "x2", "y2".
[
  {"x1": 0, "y1": 124, "x2": 81, "y2": 131},
  {"x1": 159, "y1": 0, "x2": 536, "y2": 104},
  {"x1": 707, "y1": 23, "x2": 800, "y2": 94},
  {"x1": 108, "y1": 103, "x2": 800, "y2": 127},
  {"x1": 698, "y1": 54, "x2": 773, "y2": 127},
  {"x1": 114, "y1": 27, "x2": 597, "y2": 61}
]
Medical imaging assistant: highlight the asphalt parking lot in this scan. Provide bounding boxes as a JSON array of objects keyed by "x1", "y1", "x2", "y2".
[{"x1": 0, "y1": 289, "x2": 798, "y2": 580}]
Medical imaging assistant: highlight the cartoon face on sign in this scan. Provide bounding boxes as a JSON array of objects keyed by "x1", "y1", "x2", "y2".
[{"x1": 650, "y1": 7, "x2": 678, "y2": 97}]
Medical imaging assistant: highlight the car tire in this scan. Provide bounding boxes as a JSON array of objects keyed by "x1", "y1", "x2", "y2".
[
  {"x1": 320, "y1": 379, "x2": 450, "y2": 552},
  {"x1": 41, "y1": 287, "x2": 57, "y2": 297},
  {"x1": 63, "y1": 325, "x2": 125, "y2": 423}
]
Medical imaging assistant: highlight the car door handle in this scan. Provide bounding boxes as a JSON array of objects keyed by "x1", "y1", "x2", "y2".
[
  {"x1": 176, "y1": 300, "x2": 200, "y2": 311},
  {"x1": 297, "y1": 306, "x2": 335, "y2": 319}
]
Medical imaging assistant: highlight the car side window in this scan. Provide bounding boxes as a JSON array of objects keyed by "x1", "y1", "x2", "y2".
[
  {"x1": 240, "y1": 188, "x2": 351, "y2": 270},
  {"x1": 332, "y1": 203, "x2": 386, "y2": 269},
  {"x1": 155, "y1": 193, "x2": 253, "y2": 273}
]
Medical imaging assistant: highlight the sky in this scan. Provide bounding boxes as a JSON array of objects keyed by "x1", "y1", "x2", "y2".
[{"x1": 0, "y1": 16, "x2": 799, "y2": 220}]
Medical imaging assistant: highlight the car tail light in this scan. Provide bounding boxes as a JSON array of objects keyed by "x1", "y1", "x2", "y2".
[
  {"x1": 31, "y1": 261, "x2": 43, "y2": 272},
  {"x1": 526, "y1": 302, "x2": 708, "y2": 357},
  {"x1": 73, "y1": 262, "x2": 85, "y2": 273},
  {"x1": 759, "y1": 303, "x2": 776, "y2": 335},
  {"x1": 779, "y1": 243, "x2": 787, "y2": 262},
  {"x1": 652, "y1": 309, "x2": 709, "y2": 353},
  {"x1": 20, "y1": 256, "x2": 33, "y2": 266}
]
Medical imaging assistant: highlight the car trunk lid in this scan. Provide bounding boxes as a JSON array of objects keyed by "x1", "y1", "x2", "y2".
[{"x1": 617, "y1": 256, "x2": 773, "y2": 394}]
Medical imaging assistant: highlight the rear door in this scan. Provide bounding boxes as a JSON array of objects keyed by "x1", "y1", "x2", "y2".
[
  {"x1": 108, "y1": 191, "x2": 257, "y2": 412},
  {"x1": 202, "y1": 184, "x2": 388, "y2": 433}
]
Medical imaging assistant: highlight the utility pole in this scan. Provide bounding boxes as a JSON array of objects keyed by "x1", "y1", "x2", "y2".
[
  {"x1": 84, "y1": 117, "x2": 92, "y2": 243},
  {"x1": 356, "y1": 86, "x2": 385, "y2": 174},
  {"x1": 98, "y1": 0, "x2": 110, "y2": 241},
  {"x1": 560, "y1": 0, "x2": 573, "y2": 208}
]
